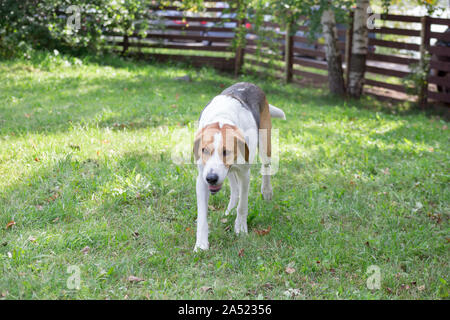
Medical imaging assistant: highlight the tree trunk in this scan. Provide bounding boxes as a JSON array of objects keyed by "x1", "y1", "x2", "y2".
[
  {"x1": 321, "y1": 9, "x2": 346, "y2": 96},
  {"x1": 348, "y1": 0, "x2": 369, "y2": 98}
]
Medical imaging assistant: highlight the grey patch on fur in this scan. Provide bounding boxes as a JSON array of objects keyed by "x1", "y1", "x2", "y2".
[{"x1": 199, "y1": 82, "x2": 266, "y2": 128}]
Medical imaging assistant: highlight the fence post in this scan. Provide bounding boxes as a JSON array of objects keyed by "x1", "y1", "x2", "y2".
[
  {"x1": 345, "y1": 11, "x2": 354, "y2": 89},
  {"x1": 285, "y1": 23, "x2": 293, "y2": 83},
  {"x1": 418, "y1": 15, "x2": 429, "y2": 108},
  {"x1": 234, "y1": 19, "x2": 245, "y2": 77},
  {"x1": 122, "y1": 34, "x2": 129, "y2": 55},
  {"x1": 234, "y1": 0, "x2": 245, "y2": 77}
]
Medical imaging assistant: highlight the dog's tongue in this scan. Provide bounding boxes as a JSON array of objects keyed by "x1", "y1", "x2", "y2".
[{"x1": 208, "y1": 184, "x2": 222, "y2": 192}]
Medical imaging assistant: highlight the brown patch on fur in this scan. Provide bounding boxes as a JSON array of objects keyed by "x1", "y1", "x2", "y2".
[
  {"x1": 193, "y1": 122, "x2": 249, "y2": 165},
  {"x1": 259, "y1": 98, "x2": 272, "y2": 158}
]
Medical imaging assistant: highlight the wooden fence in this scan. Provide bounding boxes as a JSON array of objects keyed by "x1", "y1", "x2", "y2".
[{"x1": 105, "y1": 2, "x2": 450, "y2": 106}]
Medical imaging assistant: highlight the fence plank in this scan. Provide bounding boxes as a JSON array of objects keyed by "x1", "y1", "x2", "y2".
[
  {"x1": 367, "y1": 53, "x2": 419, "y2": 65},
  {"x1": 428, "y1": 75, "x2": 450, "y2": 87},
  {"x1": 365, "y1": 78, "x2": 408, "y2": 93},
  {"x1": 373, "y1": 27, "x2": 420, "y2": 37},
  {"x1": 369, "y1": 38, "x2": 420, "y2": 51},
  {"x1": 108, "y1": 41, "x2": 231, "y2": 52},
  {"x1": 427, "y1": 91, "x2": 450, "y2": 103},
  {"x1": 144, "y1": 33, "x2": 233, "y2": 42},
  {"x1": 428, "y1": 17, "x2": 450, "y2": 26},
  {"x1": 429, "y1": 46, "x2": 450, "y2": 57},
  {"x1": 150, "y1": 6, "x2": 232, "y2": 13},
  {"x1": 293, "y1": 69, "x2": 328, "y2": 82},
  {"x1": 127, "y1": 52, "x2": 235, "y2": 71},
  {"x1": 293, "y1": 57, "x2": 328, "y2": 70},
  {"x1": 158, "y1": 16, "x2": 238, "y2": 23},
  {"x1": 430, "y1": 31, "x2": 450, "y2": 42},
  {"x1": 379, "y1": 14, "x2": 421, "y2": 23},
  {"x1": 366, "y1": 65, "x2": 410, "y2": 78},
  {"x1": 245, "y1": 57, "x2": 285, "y2": 73},
  {"x1": 430, "y1": 60, "x2": 450, "y2": 73},
  {"x1": 292, "y1": 47, "x2": 326, "y2": 58}
]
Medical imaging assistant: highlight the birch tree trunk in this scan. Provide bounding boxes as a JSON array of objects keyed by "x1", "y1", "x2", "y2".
[
  {"x1": 321, "y1": 8, "x2": 346, "y2": 95},
  {"x1": 348, "y1": 0, "x2": 369, "y2": 98}
]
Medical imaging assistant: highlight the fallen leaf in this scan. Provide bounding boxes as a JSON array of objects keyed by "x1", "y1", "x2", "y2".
[
  {"x1": 220, "y1": 218, "x2": 227, "y2": 223},
  {"x1": 1, "y1": 291, "x2": 8, "y2": 297},
  {"x1": 238, "y1": 248, "x2": 245, "y2": 257},
  {"x1": 5, "y1": 221, "x2": 15, "y2": 229},
  {"x1": 34, "y1": 157, "x2": 40, "y2": 162},
  {"x1": 262, "y1": 283, "x2": 274, "y2": 290},
  {"x1": 200, "y1": 286, "x2": 213, "y2": 293},
  {"x1": 254, "y1": 226, "x2": 271, "y2": 236},
  {"x1": 247, "y1": 289, "x2": 257, "y2": 295},
  {"x1": 128, "y1": 275, "x2": 145, "y2": 283},
  {"x1": 285, "y1": 266, "x2": 296, "y2": 274},
  {"x1": 418, "y1": 285, "x2": 425, "y2": 291},
  {"x1": 80, "y1": 246, "x2": 90, "y2": 255},
  {"x1": 28, "y1": 236, "x2": 36, "y2": 242},
  {"x1": 400, "y1": 284, "x2": 410, "y2": 290}
]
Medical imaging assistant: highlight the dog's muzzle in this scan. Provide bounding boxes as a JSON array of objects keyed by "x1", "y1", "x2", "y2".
[{"x1": 208, "y1": 183, "x2": 222, "y2": 194}]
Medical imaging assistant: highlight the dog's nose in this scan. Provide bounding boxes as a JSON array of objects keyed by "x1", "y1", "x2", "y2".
[{"x1": 206, "y1": 173, "x2": 219, "y2": 185}]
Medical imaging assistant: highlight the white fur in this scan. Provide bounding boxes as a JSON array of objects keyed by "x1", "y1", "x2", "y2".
[{"x1": 194, "y1": 95, "x2": 283, "y2": 251}]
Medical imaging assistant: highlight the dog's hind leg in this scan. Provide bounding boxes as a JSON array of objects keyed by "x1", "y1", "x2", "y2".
[{"x1": 225, "y1": 171, "x2": 239, "y2": 216}]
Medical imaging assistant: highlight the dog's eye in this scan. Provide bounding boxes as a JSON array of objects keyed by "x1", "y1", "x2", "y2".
[
  {"x1": 202, "y1": 148, "x2": 210, "y2": 155},
  {"x1": 223, "y1": 150, "x2": 230, "y2": 157}
]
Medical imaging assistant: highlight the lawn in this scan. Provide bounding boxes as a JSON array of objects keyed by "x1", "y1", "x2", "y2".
[{"x1": 0, "y1": 51, "x2": 448, "y2": 299}]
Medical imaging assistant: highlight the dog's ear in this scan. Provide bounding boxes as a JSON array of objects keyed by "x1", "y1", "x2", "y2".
[
  {"x1": 234, "y1": 133, "x2": 249, "y2": 164},
  {"x1": 193, "y1": 129, "x2": 202, "y2": 161}
]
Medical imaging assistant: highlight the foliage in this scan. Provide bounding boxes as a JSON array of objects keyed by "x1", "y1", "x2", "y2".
[
  {"x1": 0, "y1": 0, "x2": 155, "y2": 58},
  {"x1": 402, "y1": 53, "x2": 430, "y2": 98}
]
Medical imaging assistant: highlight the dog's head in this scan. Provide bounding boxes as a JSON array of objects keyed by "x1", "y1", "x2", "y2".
[{"x1": 193, "y1": 122, "x2": 249, "y2": 194}]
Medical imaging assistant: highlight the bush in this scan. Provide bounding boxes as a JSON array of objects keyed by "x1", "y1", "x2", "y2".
[{"x1": 0, "y1": 0, "x2": 154, "y2": 58}]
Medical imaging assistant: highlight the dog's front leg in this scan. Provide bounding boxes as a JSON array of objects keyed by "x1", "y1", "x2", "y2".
[
  {"x1": 194, "y1": 173, "x2": 210, "y2": 251},
  {"x1": 235, "y1": 167, "x2": 250, "y2": 234}
]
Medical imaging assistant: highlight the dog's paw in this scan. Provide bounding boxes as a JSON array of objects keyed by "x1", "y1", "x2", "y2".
[
  {"x1": 193, "y1": 242, "x2": 209, "y2": 252},
  {"x1": 261, "y1": 187, "x2": 273, "y2": 201},
  {"x1": 234, "y1": 219, "x2": 248, "y2": 234}
]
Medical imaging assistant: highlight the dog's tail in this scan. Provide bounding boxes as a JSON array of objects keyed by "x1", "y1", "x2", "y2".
[{"x1": 269, "y1": 104, "x2": 286, "y2": 120}]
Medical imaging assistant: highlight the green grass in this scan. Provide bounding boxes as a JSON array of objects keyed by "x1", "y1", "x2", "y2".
[{"x1": 0, "y1": 51, "x2": 448, "y2": 300}]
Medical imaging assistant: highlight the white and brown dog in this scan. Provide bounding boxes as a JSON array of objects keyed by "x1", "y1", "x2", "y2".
[{"x1": 193, "y1": 82, "x2": 286, "y2": 251}]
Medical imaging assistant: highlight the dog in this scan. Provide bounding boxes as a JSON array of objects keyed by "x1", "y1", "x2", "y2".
[{"x1": 193, "y1": 82, "x2": 286, "y2": 251}]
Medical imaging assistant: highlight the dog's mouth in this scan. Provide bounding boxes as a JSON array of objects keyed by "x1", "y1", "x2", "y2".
[{"x1": 208, "y1": 183, "x2": 222, "y2": 194}]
